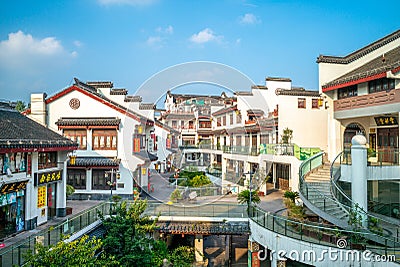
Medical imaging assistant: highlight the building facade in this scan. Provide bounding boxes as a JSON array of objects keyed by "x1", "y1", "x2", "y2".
[
  {"x1": 0, "y1": 102, "x2": 77, "y2": 238},
  {"x1": 26, "y1": 78, "x2": 158, "y2": 199}
]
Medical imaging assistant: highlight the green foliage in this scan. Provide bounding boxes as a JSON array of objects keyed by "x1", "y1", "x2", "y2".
[
  {"x1": 284, "y1": 198, "x2": 305, "y2": 221},
  {"x1": 23, "y1": 235, "x2": 118, "y2": 266},
  {"x1": 188, "y1": 174, "x2": 212, "y2": 187},
  {"x1": 283, "y1": 191, "x2": 299, "y2": 203},
  {"x1": 348, "y1": 204, "x2": 367, "y2": 244},
  {"x1": 237, "y1": 189, "x2": 261, "y2": 206},
  {"x1": 66, "y1": 184, "x2": 75, "y2": 197},
  {"x1": 99, "y1": 199, "x2": 194, "y2": 267},
  {"x1": 281, "y1": 127, "x2": 293, "y2": 144},
  {"x1": 15, "y1": 100, "x2": 26, "y2": 112},
  {"x1": 170, "y1": 189, "x2": 182, "y2": 201},
  {"x1": 169, "y1": 246, "x2": 195, "y2": 267}
]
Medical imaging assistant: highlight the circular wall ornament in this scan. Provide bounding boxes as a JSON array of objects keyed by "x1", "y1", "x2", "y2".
[{"x1": 69, "y1": 98, "x2": 80, "y2": 110}]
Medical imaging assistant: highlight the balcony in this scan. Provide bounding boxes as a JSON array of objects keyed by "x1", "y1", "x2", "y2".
[{"x1": 333, "y1": 88, "x2": 400, "y2": 113}]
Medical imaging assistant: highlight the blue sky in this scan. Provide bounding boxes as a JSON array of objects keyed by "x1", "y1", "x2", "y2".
[{"x1": 0, "y1": 0, "x2": 399, "y2": 103}]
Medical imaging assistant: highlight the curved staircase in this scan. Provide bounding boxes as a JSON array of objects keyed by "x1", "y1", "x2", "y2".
[{"x1": 299, "y1": 152, "x2": 400, "y2": 247}]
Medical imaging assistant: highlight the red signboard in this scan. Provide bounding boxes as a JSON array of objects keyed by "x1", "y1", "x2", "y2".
[{"x1": 133, "y1": 138, "x2": 141, "y2": 152}]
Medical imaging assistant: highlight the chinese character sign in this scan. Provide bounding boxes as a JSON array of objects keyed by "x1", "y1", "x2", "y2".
[
  {"x1": 34, "y1": 169, "x2": 63, "y2": 186},
  {"x1": 37, "y1": 186, "x2": 46, "y2": 208}
]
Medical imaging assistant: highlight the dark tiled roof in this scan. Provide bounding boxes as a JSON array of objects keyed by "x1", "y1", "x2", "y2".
[
  {"x1": 212, "y1": 105, "x2": 237, "y2": 116},
  {"x1": 68, "y1": 157, "x2": 119, "y2": 167},
  {"x1": 163, "y1": 113, "x2": 195, "y2": 120},
  {"x1": 0, "y1": 107, "x2": 77, "y2": 151},
  {"x1": 110, "y1": 88, "x2": 127, "y2": 95},
  {"x1": 317, "y1": 29, "x2": 400, "y2": 64},
  {"x1": 86, "y1": 81, "x2": 113, "y2": 88},
  {"x1": 139, "y1": 103, "x2": 156, "y2": 110},
  {"x1": 266, "y1": 77, "x2": 292, "y2": 82},
  {"x1": 56, "y1": 117, "x2": 121, "y2": 127},
  {"x1": 234, "y1": 91, "x2": 253, "y2": 96},
  {"x1": 275, "y1": 88, "x2": 320, "y2": 97},
  {"x1": 133, "y1": 151, "x2": 158, "y2": 161},
  {"x1": 124, "y1": 95, "x2": 142, "y2": 102},
  {"x1": 71, "y1": 79, "x2": 153, "y2": 125},
  {"x1": 322, "y1": 46, "x2": 400, "y2": 90},
  {"x1": 251, "y1": 85, "x2": 268, "y2": 90}
]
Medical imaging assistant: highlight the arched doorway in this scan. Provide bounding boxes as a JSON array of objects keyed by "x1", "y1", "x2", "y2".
[{"x1": 343, "y1": 123, "x2": 365, "y2": 149}]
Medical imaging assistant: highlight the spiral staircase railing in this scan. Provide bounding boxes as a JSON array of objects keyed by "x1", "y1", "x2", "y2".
[{"x1": 299, "y1": 152, "x2": 400, "y2": 246}]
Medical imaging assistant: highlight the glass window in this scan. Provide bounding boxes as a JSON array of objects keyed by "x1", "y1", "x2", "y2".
[
  {"x1": 38, "y1": 152, "x2": 57, "y2": 170},
  {"x1": 312, "y1": 99, "x2": 319, "y2": 109},
  {"x1": 92, "y1": 130, "x2": 117, "y2": 150},
  {"x1": 298, "y1": 98, "x2": 306, "y2": 109},
  {"x1": 338, "y1": 85, "x2": 357, "y2": 99},
  {"x1": 92, "y1": 169, "x2": 116, "y2": 190},
  {"x1": 230, "y1": 114, "x2": 233, "y2": 125},
  {"x1": 67, "y1": 169, "x2": 86, "y2": 189},
  {"x1": 63, "y1": 129, "x2": 87, "y2": 149},
  {"x1": 369, "y1": 78, "x2": 395, "y2": 94}
]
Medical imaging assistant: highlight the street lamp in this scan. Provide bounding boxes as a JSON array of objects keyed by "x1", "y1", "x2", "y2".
[
  {"x1": 243, "y1": 171, "x2": 254, "y2": 210},
  {"x1": 105, "y1": 169, "x2": 120, "y2": 213}
]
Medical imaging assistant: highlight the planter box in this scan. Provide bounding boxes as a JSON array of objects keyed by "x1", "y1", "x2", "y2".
[{"x1": 66, "y1": 207, "x2": 73, "y2": 215}]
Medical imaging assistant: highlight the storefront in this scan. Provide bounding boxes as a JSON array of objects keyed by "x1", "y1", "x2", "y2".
[
  {"x1": 0, "y1": 180, "x2": 28, "y2": 239},
  {"x1": 34, "y1": 169, "x2": 62, "y2": 225}
]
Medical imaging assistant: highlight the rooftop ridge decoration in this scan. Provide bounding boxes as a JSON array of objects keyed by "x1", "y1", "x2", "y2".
[
  {"x1": 55, "y1": 117, "x2": 121, "y2": 127},
  {"x1": 275, "y1": 88, "x2": 320, "y2": 97},
  {"x1": 265, "y1": 77, "x2": 292, "y2": 82},
  {"x1": 86, "y1": 81, "x2": 114, "y2": 88},
  {"x1": 124, "y1": 95, "x2": 143, "y2": 102},
  {"x1": 322, "y1": 46, "x2": 400, "y2": 91},
  {"x1": 139, "y1": 103, "x2": 156, "y2": 110},
  {"x1": 44, "y1": 78, "x2": 154, "y2": 125},
  {"x1": 317, "y1": 29, "x2": 400, "y2": 64},
  {"x1": 110, "y1": 88, "x2": 128, "y2": 95}
]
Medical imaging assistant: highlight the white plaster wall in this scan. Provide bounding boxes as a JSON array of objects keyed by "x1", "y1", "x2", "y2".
[
  {"x1": 277, "y1": 95, "x2": 328, "y2": 152},
  {"x1": 45, "y1": 89, "x2": 147, "y2": 195}
]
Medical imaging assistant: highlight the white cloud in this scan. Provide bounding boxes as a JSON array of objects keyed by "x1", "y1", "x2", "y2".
[
  {"x1": 146, "y1": 36, "x2": 162, "y2": 45},
  {"x1": 189, "y1": 28, "x2": 223, "y2": 44},
  {"x1": 0, "y1": 31, "x2": 74, "y2": 71},
  {"x1": 73, "y1": 40, "x2": 82, "y2": 47},
  {"x1": 156, "y1": 25, "x2": 173, "y2": 34},
  {"x1": 0, "y1": 31, "x2": 63, "y2": 56},
  {"x1": 98, "y1": 0, "x2": 156, "y2": 6},
  {"x1": 239, "y1": 13, "x2": 261, "y2": 24}
]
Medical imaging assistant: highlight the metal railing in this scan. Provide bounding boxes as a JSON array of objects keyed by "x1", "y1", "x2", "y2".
[
  {"x1": 330, "y1": 152, "x2": 400, "y2": 241},
  {"x1": 341, "y1": 148, "x2": 400, "y2": 166},
  {"x1": 249, "y1": 206, "x2": 400, "y2": 263},
  {"x1": 144, "y1": 201, "x2": 248, "y2": 218},
  {"x1": 0, "y1": 202, "x2": 110, "y2": 267}
]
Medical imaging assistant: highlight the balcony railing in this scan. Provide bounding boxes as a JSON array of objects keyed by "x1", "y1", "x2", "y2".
[
  {"x1": 341, "y1": 148, "x2": 400, "y2": 166},
  {"x1": 259, "y1": 144, "x2": 321, "y2": 160},
  {"x1": 334, "y1": 88, "x2": 400, "y2": 112}
]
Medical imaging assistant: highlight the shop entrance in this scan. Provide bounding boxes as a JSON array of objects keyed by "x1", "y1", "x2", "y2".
[
  {"x1": 343, "y1": 123, "x2": 365, "y2": 150},
  {"x1": 47, "y1": 183, "x2": 57, "y2": 219},
  {"x1": 377, "y1": 127, "x2": 399, "y2": 163}
]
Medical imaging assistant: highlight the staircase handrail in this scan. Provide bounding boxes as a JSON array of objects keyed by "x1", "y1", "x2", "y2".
[
  {"x1": 330, "y1": 151, "x2": 400, "y2": 241},
  {"x1": 300, "y1": 152, "x2": 400, "y2": 245},
  {"x1": 249, "y1": 205, "x2": 400, "y2": 263}
]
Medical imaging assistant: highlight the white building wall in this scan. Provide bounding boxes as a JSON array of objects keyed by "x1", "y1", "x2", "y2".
[{"x1": 277, "y1": 95, "x2": 328, "y2": 152}]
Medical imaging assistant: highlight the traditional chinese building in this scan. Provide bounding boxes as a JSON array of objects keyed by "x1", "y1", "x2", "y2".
[
  {"x1": 0, "y1": 101, "x2": 77, "y2": 238},
  {"x1": 25, "y1": 78, "x2": 158, "y2": 199}
]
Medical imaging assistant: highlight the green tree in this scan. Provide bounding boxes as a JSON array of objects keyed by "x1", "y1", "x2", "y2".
[
  {"x1": 99, "y1": 199, "x2": 194, "y2": 267},
  {"x1": 189, "y1": 174, "x2": 212, "y2": 187},
  {"x1": 237, "y1": 189, "x2": 260, "y2": 206},
  {"x1": 281, "y1": 127, "x2": 293, "y2": 144},
  {"x1": 15, "y1": 100, "x2": 26, "y2": 112},
  {"x1": 23, "y1": 235, "x2": 118, "y2": 266}
]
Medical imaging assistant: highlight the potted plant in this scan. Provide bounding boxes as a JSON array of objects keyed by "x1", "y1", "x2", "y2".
[{"x1": 66, "y1": 184, "x2": 75, "y2": 215}]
